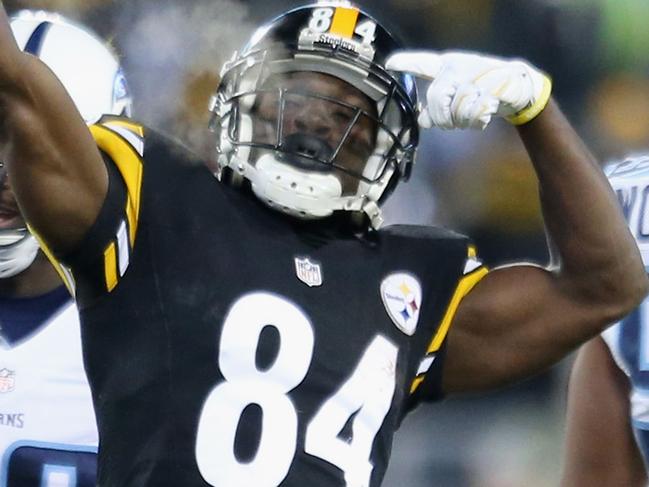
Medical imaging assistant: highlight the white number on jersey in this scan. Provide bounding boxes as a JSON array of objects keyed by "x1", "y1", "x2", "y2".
[
  {"x1": 195, "y1": 292, "x2": 399, "y2": 487},
  {"x1": 305, "y1": 335, "x2": 397, "y2": 487}
]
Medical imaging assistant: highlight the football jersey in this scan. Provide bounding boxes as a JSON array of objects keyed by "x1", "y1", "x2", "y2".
[
  {"x1": 53, "y1": 117, "x2": 487, "y2": 487},
  {"x1": 0, "y1": 292, "x2": 98, "y2": 487},
  {"x1": 602, "y1": 154, "x2": 649, "y2": 468}
]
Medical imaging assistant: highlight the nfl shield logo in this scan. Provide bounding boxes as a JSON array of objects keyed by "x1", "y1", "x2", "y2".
[
  {"x1": 295, "y1": 257, "x2": 323, "y2": 287},
  {"x1": 0, "y1": 368, "x2": 15, "y2": 393}
]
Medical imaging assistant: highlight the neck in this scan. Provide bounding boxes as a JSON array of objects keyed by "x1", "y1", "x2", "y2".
[{"x1": 0, "y1": 252, "x2": 65, "y2": 298}]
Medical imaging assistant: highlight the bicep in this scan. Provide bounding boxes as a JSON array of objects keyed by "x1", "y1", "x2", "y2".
[
  {"x1": 4, "y1": 53, "x2": 106, "y2": 254},
  {"x1": 561, "y1": 337, "x2": 646, "y2": 487},
  {"x1": 442, "y1": 264, "x2": 613, "y2": 393}
]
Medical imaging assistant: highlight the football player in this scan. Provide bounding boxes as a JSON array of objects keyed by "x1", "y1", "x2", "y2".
[
  {"x1": 0, "y1": 10, "x2": 131, "y2": 487},
  {"x1": 562, "y1": 154, "x2": 649, "y2": 487},
  {"x1": 0, "y1": 2, "x2": 647, "y2": 486}
]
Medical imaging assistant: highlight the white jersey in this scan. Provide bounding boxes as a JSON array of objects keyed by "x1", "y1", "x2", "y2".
[
  {"x1": 602, "y1": 154, "x2": 649, "y2": 466},
  {"x1": 0, "y1": 301, "x2": 98, "y2": 487}
]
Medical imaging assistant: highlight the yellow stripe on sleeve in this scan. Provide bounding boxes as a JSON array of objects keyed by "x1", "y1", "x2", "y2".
[
  {"x1": 409, "y1": 265, "x2": 488, "y2": 394},
  {"x1": 329, "y1": 7, "x2": 359, "y2": 38},
  {"x1": 27, "y1": 224, "x2": 75, "y2": 296},
  {"x1": 468, "y1": 245, "x2": 477, "y2": 258},
  {"x1": 90, "y1": 124, "x2": 144, "y2": 248},
  {"x1": 103, "y1": 241, "x2": 118, "y2": 292},
  {"x1": 426, "y1": 266, "x2": 488, "y2": 354},
  {"x1": 410, "y1": 376, "x2": 425, "y2": 394}
]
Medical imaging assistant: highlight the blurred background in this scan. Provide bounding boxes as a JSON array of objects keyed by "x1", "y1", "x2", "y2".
[{"x1": 5, "y1": 0, "x2": 649, "y2": 485}]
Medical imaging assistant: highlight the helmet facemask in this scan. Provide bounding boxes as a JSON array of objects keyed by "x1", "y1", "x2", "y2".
[{"x1": 211, "y1": 4, "x2": 418, "y2": 229}]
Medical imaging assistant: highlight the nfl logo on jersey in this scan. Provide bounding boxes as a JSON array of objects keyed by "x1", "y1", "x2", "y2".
[
  {"x1": 294, "y1": 257, "x2": 323, "y2": 287},
  {"x1": 0, "y1": 368, "x2": 16, "y2": 393}
]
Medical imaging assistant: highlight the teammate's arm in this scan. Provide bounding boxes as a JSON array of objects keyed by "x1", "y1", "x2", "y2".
[
  {"x1": 0, "y1": 5, "x2": 107, "y2": 254},
  {"x1": 561, "y1": 337, "x2": 646, "y2": 487},
  {"x1": 441, "y1": 100, "x2": 648, "y2": 392}
]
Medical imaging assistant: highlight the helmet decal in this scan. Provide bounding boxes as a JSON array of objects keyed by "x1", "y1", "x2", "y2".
[{"x1": 299, "y1": 5, "x2": 377, "y2": 61}]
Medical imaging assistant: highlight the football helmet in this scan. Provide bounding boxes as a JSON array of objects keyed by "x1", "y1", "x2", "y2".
[
  {"x1": 0, "y1": 11, "x2": 132, "y2": 279},
  {"x1": 10, "y1": 10, "x2": 132, "y2": 123},
  {"x1": 211, "y1": 0, "x2": 419, "y2": 229}
]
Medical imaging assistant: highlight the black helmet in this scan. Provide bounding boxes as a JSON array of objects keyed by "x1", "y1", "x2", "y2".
[{"x1": 211, "y1": 1, "x2": 419, "y2": 229}]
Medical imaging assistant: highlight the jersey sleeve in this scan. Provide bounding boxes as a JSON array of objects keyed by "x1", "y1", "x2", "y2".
[
  {"x1": 407, "y1": 244, "x2": 488, "y2": 406},
  {"x1": 57, "y1": 117, "x2": 146, "y2": 307}
]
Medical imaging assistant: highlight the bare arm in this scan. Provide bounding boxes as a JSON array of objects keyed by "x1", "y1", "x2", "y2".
[
  {"x1": 561, "y1": 337, "x2": 646, "y2": 487},
  {"x1": 443, "y1": 100, "x2": 648, "y2": 393},
  {"x1": 0, "y1": 4, "x2": 106, "y2": 254}
]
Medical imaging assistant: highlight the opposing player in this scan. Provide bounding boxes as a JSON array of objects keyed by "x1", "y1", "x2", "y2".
[
  {"x1": 1, "y1": 2, "x2": 647, "y2": 486},
  {"x1": 0, "y1": 10, "x2": 131, "y2": 487},
  {"x1": 562, "y1": 154, "x2": 649, "y2": 487}
]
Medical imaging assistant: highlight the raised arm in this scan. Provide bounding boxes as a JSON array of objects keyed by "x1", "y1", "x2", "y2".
[
  {"x1": 386, "y1": 51, "x2": 648, "y2": 393},
  {"x1": 561, "y1": 337, "x2": 646, "y2": 487},
  {"x1": 0, "y1": 5, "x2": 106, "y2": 254},
  {"x1": 442, "y1": 99, "x2": 647, "y2": 392}
]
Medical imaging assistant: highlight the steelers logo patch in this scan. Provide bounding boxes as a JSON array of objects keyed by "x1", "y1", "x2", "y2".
[{"x1": 380, "y1": 273, "x2": 422, "y2": 336}]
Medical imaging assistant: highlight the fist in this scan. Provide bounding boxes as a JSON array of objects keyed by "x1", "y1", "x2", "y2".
[{"x1": 386, "y1": 51, "x2": 552, "y2": 130}]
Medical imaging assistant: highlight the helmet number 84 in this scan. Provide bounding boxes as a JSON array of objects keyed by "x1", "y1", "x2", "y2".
[
  {"x1": 195, "y1": 292, "x2": 398, "y2": 487},
  {"x1": 308, "y1": 7, "x2": 377, "y2": 45}
]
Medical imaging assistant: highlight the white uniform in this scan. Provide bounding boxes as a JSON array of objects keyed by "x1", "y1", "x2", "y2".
[
  {"x1": 0, "y1": 300, "x2": 97, "y2": 487},
  {"x1": 602, "y1": 154, "x2": 649, "y2": 467}
]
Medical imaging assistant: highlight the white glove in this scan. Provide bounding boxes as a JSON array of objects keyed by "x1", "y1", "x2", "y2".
[{"x1": 386, "y1": 51, "x2": 552, "y2": 130}]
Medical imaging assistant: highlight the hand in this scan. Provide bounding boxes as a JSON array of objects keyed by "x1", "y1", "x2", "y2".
[{"x1": 386, "y1": 50, "x2": 552, "y2": 130}]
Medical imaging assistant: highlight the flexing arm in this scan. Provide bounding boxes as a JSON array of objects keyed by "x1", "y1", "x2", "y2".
[
  {"x1": 561, "y1": 338, "x2": 646, "y2": 487},
  {"x1": 442, "y1": 100, "x2": 647, "y2": 392},
  {"x1": 0, "y1": 5, "x2": 106, "y2": 253},
  {"x1": 386, "y1": 51, "x2": 648, "y2": 393}
]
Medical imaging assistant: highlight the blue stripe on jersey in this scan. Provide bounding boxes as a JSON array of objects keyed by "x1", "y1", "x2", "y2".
[
  {"x1": 0, "y1": 286, "x2": 71, "y2": 346},
  {"x1": 23, "y1": 21, "x2": 52, "y2": 56}
]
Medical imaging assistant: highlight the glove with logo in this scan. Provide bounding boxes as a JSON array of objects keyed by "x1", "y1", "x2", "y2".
[{"x1": 386, "y1": 51, "x2": 552, "y2": 130}]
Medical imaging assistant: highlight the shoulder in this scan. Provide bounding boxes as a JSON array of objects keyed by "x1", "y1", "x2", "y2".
[
  {"x1": 90, "y1": 115, "x2": 204, "y2": 169},
  {"x1": 378, "y1": 224, "x2": 471, "y2": 255},
  {"x1": 379, "y1": 224, "x2": 469, "y2": 242},
  {"x1": 376, "y1": 224, "x2": 480, "y2": 285}
]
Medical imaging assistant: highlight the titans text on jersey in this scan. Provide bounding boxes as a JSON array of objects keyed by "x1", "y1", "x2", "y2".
[
  {"x1": 42, "y1": 117, "x2": 487, "y2": 487},
  {"x1": 0, "y1": 297, "x2": 98, "y2": 487}
]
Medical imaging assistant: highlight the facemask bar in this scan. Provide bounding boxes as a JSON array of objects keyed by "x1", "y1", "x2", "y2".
[
  {"x1": 211, "y1": 40, "x2": 419, "y2": 229},
  {"x1": 224, "y1": 88, "x2": 405, "y2": 184},
  {"x1": 214, "y1": 45, "x2": 418, "y2": 175}
]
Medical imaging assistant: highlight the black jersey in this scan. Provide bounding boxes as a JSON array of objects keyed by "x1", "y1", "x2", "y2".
[{"x1": 55, "y1": 117, "x2": 487, "y2": 487}]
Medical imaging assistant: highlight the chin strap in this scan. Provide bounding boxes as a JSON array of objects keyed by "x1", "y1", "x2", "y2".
[{"x1": 362, "y1": 200, "x2": 383, "y2": 229}]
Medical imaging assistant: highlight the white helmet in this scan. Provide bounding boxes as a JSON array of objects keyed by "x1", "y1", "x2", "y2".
[
  {"x1": 0, "y1": 11, "x2": 132, "y2": 279},
  {"x1": 211, "y1": 1, "x2": 419, "y2": 230}
]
